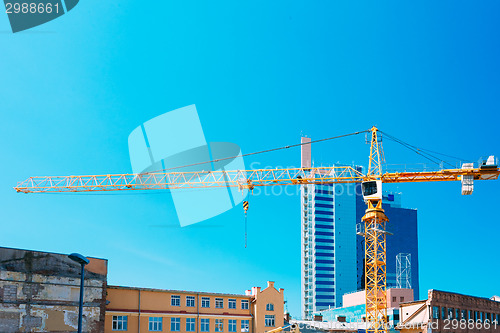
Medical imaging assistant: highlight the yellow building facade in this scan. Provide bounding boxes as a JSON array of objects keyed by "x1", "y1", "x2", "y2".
[{"x1": 105, "y1": 281, "x2": 284, "y2": 333}]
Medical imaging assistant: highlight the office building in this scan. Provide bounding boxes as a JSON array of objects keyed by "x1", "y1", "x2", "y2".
[
  {"x1": 300, "y1": 137, "x2": 357, "y2": 318},
  {"x1": 105, "y1": 281, "x2": 285, "y2": 333},
  {"x1": 301, "y1": 181, "x2": 358, "y2": 318}
]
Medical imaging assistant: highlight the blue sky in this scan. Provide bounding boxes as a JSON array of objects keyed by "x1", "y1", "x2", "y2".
[{"x1": 1, "y1": 1, "x2": 499, "y2": 318}]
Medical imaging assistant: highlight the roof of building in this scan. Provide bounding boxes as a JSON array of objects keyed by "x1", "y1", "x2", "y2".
[
  {"x1": 429, "y1": 289, "x2": 500, "y2": 303},
  {"x1": 399, "y1": 299, "x2": 426, "y2": 307},
  {"x1": 290, "y1": 320, "x2": 366, "y2": 332},
  {"x1": 0, "y1": 246, "x2": 107, "y2": 279},
  {"x1": 284, "y1": 322, "x2": 330, "y2": 333},
  {"x1": 0, "y1": 246, "x2": 107, "y2": 261},
  {"x1": 108, "y1": 284, "x2": 253, "y2": 298}
]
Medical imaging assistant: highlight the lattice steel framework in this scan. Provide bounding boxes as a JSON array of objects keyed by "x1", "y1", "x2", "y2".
[
  {"x1": 362, "y1": 127, "x2": 388, "y2": 333},
  {"x1": 363, "y1": 200, "x2": 388, "y2": 333},
  {"x1": 14, "y1": 166, "x2": 365, "y2": 193},
  {"x1": 367, "y1": 126, "x2": 383, "y2": 177},
  {"x1": 396, "y1": 253, "x2": 412, "y2": 289}
]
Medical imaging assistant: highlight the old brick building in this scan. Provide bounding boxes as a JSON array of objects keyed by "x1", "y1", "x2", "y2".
[
  {"x1": 397, "y1": 289, "x2": 500, "y2": 333},
  {"x1": 0, "y1": 247, "x2": 108, "y2": 333}
]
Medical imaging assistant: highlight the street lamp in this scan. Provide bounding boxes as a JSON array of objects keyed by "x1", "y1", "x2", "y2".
[{"x1": 68, "y1": 253, "x2": 90, "y2": 333}]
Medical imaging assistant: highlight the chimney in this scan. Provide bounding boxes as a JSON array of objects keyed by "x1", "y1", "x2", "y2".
[
  {"x1": 301, "y1": 137, "x2": 311, "y2": 169},
  {"x1": 245, "y1": 290, "x2": 252, "y2": 296},
  {"x1": 267, "y1": 281, "x2": 275, "y2": 289}
]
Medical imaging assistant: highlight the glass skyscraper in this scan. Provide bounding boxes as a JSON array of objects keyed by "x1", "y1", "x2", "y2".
[{"x1": 301, "y1": 180, "x2": 358, "y2": 319}]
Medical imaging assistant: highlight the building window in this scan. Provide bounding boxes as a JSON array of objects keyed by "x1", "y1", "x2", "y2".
[
  {"x1": 265, "y1": 315, "x2": 275, "y2": 327},
  {"x1": 455, "y1": 309, "x2": 460, "y2": 320},
  {"x1": 392, "y1": 297, "x2": 396, "y2": 302},
  {"x1": 266, "y1": 303, "x2": 274, "y2": 311},
  {"x1": 149, "y1": 317, "x2": 162, "y2": 331},
  {"x1": 442, "y1": 307, "x2": 446, "y2": 319},
  {"x1": 215, "y1": 298, "x2": 224, "y2": 309},
  {"x1": 171, "y1": 295, "x2": 181, "y2": 306},
  {"x1": 215, "y1": 319, "x2": 224, "y2": 332},
  {"x1": 171, "y1": 318, "x2": 180, "y2": 331},
  {"x1": 201, "y1": 318, "x2": 210, "y2": 332},
  {"x1": 228, "y1": 320, "x2": 236, "y2": 332},
  {"x1": 448, "y1": 308, "x2": 454, "y2": 319},
  {"x1": 241, "y1": 320, "x2": 249, "y2": 332},
  {"x1": 432, "y1": 306, "x2": 440, "y2": 319},
  {"x1": 241, "y1": 300, "x2": 249, "y2": 310},
  {"x1": 461, "y1": 309, "x2": 466, "y2": 320},
  {"x1": 186, "y1": 318, "x2": 196, "y2": 332},
  {"x1": 186, "y1": 296, "x2": 196, "y2": 307},
  {"x1": 400, "y1": 297, "x2": 404, "y2": 302},
  {"x1": 112, "y1": 316, "x2": 128, "y2": 331},
  {"x1": 468, "y1": 310, "x2": 472, "y2": 321},
  {"x1": 228, "y1": 299, "x2": 237, "y2": 309},
  {"x1": 202, "y1": 297, "x2": 210, "y2": 308}
]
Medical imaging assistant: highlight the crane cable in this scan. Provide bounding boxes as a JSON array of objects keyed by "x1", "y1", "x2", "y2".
[
  {"x1": 39, "y1": 130, "x2": 368, "y2": 199},
  {"x1": 379, "y1": 130, "x2": 471, "y2": 168},
  {"x1": 140, "y1": 129, "x2": 369, "y2": 248},
  {"x1": 143, "y1": 130, "x2": 369, "y2": 174}
]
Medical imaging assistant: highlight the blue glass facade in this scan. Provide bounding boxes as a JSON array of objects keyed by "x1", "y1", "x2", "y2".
[
  {"x1": 317, "y1": 303, "x2": 401, "y2": 330},
  {"x1": 301, "y1": 181, "x2": 357, "y2": 319},
  {"x1": 355, "y1": 189, "x2": 420, "y2": 300}
]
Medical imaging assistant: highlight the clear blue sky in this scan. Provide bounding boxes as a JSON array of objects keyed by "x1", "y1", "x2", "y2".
[{"x1": 1, "y1": 1, "x2": 499, "y2": 318}]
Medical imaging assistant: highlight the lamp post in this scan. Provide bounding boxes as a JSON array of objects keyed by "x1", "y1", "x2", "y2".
[{"x1": 68, "y1": 253, "x2": 90, "y2": 333}]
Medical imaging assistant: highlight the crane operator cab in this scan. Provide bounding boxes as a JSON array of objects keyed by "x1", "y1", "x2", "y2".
[{"x1": 362, "y1": 180, "x2": 382, "y2": 202}]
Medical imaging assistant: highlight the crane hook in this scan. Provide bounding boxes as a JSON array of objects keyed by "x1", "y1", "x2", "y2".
[{"x1": 243, "y1": 200, "x2": 249, "y2": 248}]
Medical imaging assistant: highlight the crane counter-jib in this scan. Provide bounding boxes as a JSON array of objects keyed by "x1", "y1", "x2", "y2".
[{"x1": 381, "y1": 167, "x2": 500, "y2": 183}]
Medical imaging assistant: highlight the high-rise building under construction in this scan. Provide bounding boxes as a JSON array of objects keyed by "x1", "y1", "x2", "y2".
[{"x1": 300, "y1": 137, "x2": 419, "y2": 320}]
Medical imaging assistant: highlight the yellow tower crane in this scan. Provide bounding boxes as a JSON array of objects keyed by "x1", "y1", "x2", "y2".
[{"x1": 14, "y1": 127, "x2": 500, "y2": 333}]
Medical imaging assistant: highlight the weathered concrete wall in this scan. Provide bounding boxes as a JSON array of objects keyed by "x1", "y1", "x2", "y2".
[{"x1": 0, "y1": 247, "x2": 107, "y2": 333}]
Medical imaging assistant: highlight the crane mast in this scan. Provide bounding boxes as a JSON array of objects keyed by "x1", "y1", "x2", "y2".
[{"x1": 360, "y1": 127, "x2": 389, "y2": 333}]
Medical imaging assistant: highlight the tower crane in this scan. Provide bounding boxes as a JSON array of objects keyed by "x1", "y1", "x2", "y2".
[{"x1": 14, "y1": 127, "x2": 500, "y2": 333}]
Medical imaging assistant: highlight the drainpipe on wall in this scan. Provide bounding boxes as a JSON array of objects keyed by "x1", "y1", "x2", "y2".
[
  {"x1": 252, "y1": 308, "x2": 255, "y2": 333},
  {"x1": 197, "y1": 293, "x2": 200, "y2": 333},
  {"x1": 138, "y1": 289, "x2": 141, "y2": 333}
]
